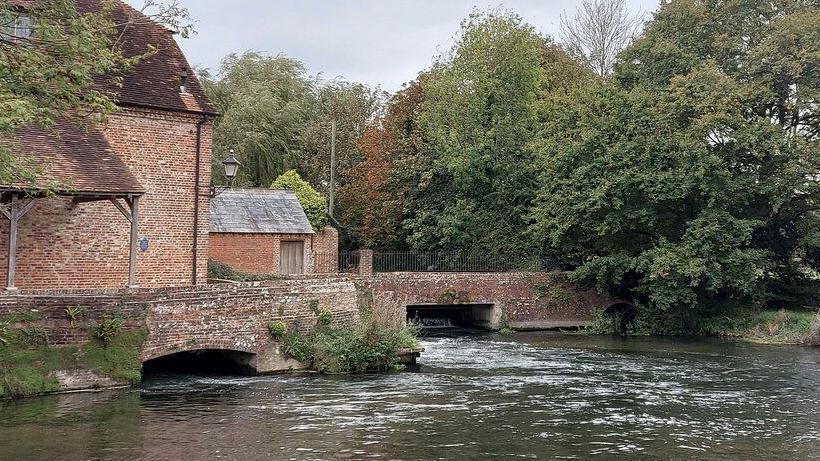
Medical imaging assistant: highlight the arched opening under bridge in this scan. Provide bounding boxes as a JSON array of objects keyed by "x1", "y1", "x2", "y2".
[
  {"x1": 142, "y1": 349, "x2": 258, "y2": 377},
  {"x1": 407, "y1": 303, "x2": 498, "y2": 330}
]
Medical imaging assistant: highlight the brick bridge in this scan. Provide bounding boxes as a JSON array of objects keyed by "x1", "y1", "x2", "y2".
[{"x1": 0, "y1": 272, "x2": 617, "y2": 381}]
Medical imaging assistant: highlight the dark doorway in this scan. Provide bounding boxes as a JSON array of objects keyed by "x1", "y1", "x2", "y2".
[
  {"x1": 407, "y1": 304, "x2": 497, "y2": 330},
  {"x1": 142, "y1": 349, "x2": 257, "y2": 377}
]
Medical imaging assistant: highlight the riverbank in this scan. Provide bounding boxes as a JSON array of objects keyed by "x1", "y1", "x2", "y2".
[
  {"x1": 0, "y1": 327, "x2": 145, "y2": 399},
  {"x1": 588, "y1": 307, "x2": 820, "y2": 346}
]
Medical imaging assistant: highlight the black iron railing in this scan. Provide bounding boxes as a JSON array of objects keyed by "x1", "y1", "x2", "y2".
[
  {"x1": 312, "y1": 251, "x2": 360, "y2": 274},
  {"x1": 371, "y1": 251, "x2": 556, "y2": 273}
]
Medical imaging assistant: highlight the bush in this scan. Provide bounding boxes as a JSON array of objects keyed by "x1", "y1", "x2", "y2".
[
  {"x1": 268, "y1": 321, "x2": 287, "y2": 338},
  {"x1": 94, "y1": 316, "x2": 124, "y2": 344},
  {"x1": 317, "y1": 310, "x2": 333, "y2": 328},
  {"x1": 207, "y1": 259, "x2": 282, "y2": 282},
  {"x1": 270, "y1": 170, "x2": 328, "y2": 231},
  {"x1": 280, "y1": 318, "x2": 420, "y2": 374},
  {"x1": 282, "y1": 330, "x2": 312, "y2": 363}
]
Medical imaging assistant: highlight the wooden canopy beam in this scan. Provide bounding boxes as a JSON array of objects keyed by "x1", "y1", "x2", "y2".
[
  {"x1": 111, "y1": 196, "x2": 140, "y2": 288},
  {"x1": 1, "y1": 193, "x2": 37, "y2": 291}
]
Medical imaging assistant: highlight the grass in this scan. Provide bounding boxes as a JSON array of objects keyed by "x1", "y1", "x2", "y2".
[
  {"x1": 81, "y1": 329, "x2": 147, "y2": 383},
  {"x1": 699, "y1": 309, "x2": 818, "y2": 345},
  {"x1": 0, "y1": 328, "x2": 147, "y2": 399}
]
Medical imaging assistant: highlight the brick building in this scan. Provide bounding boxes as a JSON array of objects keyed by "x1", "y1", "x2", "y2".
[
  {"x1": 0, "y1": 0, "x2": 215, "y2": 290},
  {"x1": 209, "y1": 189, "x2": 338, "y2": 275}
]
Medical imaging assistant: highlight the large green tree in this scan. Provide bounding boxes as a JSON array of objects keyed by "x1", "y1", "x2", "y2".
[
  {"x1": 0, "y1": 0, "x2": 190, "y2": 187},
  {"x1": 531, "y1": 0, "x2": 820, "y2": 330},
  {"x1": 401, "y1": 10, "x2": 588, "y2": 257}
]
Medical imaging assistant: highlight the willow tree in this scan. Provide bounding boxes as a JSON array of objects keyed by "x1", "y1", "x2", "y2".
[
  {"x1": 532, "y1": 0, "x2": 820, "y2": 331},
  {"x1": 201, "y1": 52, "x2": 314, "y2": 187}
]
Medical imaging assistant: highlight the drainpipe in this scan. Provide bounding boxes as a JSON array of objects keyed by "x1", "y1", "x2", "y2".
[{"x1": 192, "y1": 115, "x2": 210, "y2": 285}]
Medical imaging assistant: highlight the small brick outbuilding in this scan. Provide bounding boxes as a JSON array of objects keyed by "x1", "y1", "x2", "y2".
[{"x1": 209, "y1": 189, "x2": 338, "y2": 275}]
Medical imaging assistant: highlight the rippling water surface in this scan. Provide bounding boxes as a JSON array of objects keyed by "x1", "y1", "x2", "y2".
[{"x1": 2, "y1": 332, "x2": 820, "y2": 460}]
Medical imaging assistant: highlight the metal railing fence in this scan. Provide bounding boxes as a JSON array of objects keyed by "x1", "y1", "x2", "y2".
[{"x1": 371, "y1": 251, "x2": 556, "y2": 273}]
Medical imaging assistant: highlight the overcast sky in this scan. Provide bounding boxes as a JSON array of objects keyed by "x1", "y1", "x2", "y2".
[{"x1": 127, "y1": 0, "x2": 659, "y2": 93}]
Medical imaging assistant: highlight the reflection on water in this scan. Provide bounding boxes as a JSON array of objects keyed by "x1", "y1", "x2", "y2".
[{"x1": 1, "y1": 332, "x2": 819, "y2": 460}]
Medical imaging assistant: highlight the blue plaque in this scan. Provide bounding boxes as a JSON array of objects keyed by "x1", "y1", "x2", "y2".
[{"x1": 139, "y1": 237, "x2": 149, "y2": 252}]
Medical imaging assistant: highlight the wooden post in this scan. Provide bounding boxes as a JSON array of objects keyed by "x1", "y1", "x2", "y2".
[
  {"x1": 2, "y1": 193, "x2": 37, "y2": 292},
  {"x1": 128, "y1": 196, "x2": 139, "y2": 288},
  {"x1": 6, "y1": 194, "x2": 18, "y2": 291},
  {"x1": 111, "y1": 195, "x2": 140, "y2": 288}
]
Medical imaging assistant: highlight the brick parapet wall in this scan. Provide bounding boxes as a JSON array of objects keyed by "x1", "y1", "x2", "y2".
[
  {"x1": 0, "y1": 271, "x2": 614, "y2": 367},
  {"x1": 356, "y1": 271, "x2": 615, "y2": 329},
  {"x1": 0, "y1": 108, "x2": 212, "y2": 289},
  {"x1": 0, "y1": 276, "x2": 360, "y2": 356}
]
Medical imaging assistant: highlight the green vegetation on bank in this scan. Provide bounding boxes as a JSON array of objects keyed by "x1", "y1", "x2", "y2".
[
  {"x1": 273, "y1": 314, "x2": 420, "y2": 374},
  {"x1": 588, "y1": 307, "x2": 820, "y2": 346},
  {"x1": 0, "y1": 314, "x2": 146, "y2": 399},
  {"x1": 207, "y1": 259, "x2": 284, "y2": 282}
]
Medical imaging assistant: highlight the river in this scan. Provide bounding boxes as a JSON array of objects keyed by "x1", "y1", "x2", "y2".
[{"x1": 1, "y1": 332, "x2": 819, "y2": 460}]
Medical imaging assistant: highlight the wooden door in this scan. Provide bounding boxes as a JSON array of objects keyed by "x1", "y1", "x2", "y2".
[{"x1": 279, "y1": 241, "x2": 305, "y2": 274}]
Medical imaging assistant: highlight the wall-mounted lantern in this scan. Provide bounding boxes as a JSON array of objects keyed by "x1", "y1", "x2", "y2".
[{"x1": 212, "y1": 150, "x2": 242, "y2": 197}]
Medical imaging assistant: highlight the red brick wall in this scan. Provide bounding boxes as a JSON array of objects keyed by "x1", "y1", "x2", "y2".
[
  {"x1": 0, "y1": 108, "x2": 213, "y2": 289},
  {"x1": 209, "y1": 233, "x2": 282, "y2": 274},
  {"x1": 360, "y1": 272, "x2": 616, "y2": 329},
  {"x1": 209, "y1": 226, "x2": 338, "y2": 275},
  {"x1": 312, "y1": 227, "x2": 339, "y2": 273}
]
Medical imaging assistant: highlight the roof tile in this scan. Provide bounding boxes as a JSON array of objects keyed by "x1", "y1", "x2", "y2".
[{"x1": 210, "y1": 189, "x2": 315, "y2": 234}]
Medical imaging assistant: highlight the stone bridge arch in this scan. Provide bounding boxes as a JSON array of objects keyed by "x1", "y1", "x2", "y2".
[
  {"x1": 140, "y1": 340, "x2": 259, "y2": 364},
  {"x1": 361, "y1": 272, "x2": 618, "y2": 330}
]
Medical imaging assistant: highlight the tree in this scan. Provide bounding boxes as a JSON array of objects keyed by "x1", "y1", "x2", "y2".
[
  {"x1": 299, "y1": 80, "x2": 385, "y2": 192},
  {"x1": 201, "y1": 52, "x2": 384, "y2": 203},
  {"x1": 532, "y1": 0, "x2": 820, "y2": 331},
  {"x1": 559, "y1": 0, "x2": 643, "y2": 76},
  {"x1": 0, "y1": 0, "x2": 191, "y2": 187},
  {"x1": 271, "y1": 170, "x2": 328, "y2": 231},
  {"x1": 337, "y1": 79, "x2": 426, "y2": 249},
  {"x1": 200, "y1": 52, "x2": 314, "y2": 187},
  {"x1": 399, "y1": 10, "x2": 588, "y2": 256}
]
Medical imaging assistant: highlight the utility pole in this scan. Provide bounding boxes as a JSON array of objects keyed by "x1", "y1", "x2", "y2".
[{"x1": 329, "y1": 119, "x2": 336, "y2": 218}]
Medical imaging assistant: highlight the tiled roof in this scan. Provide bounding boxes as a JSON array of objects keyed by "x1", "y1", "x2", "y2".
[
  {"x1": 1, "y1": 0, "x2": 213, "y2": 196},
  {"x1": 210, "y1": 189, "x2": 315, "y2": 234},
  {"x1": 5, "y1": 119, "x2": 144, "y2": 196},
  {"x1": 77, "y1": 0, "x2": 215, "y2": 114}
]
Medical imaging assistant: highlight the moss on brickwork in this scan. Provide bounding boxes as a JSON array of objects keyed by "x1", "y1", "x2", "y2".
[
  {"x1": 437, "y1": 289, "x2": 470, "y2": 305},
  {"x1": 81, "y1": 329, "x2": 147, "y2": 384},
  {"x1": 533, "y1": 283, "x2": 572, "y2": 304},
  {"x1": 0, "y1": 326, "x2": 146, "y2": 399},
  {"x1": 207, "y1": 259, "x2": 285, "y2": 282}
]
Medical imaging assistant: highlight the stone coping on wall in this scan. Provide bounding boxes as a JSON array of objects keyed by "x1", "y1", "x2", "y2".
[{"x1": 0, "y1": 271, "x2": 581, "y2": 298}]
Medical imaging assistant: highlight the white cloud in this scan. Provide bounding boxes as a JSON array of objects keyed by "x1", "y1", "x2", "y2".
[{"x1": 128, "y1": 0, "x2": 658, "y2": 92}]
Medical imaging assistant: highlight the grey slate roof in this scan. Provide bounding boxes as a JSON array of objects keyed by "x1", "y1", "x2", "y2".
[{"x1": 210, "y1": 189, "x2": 314, "y2": 234}]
